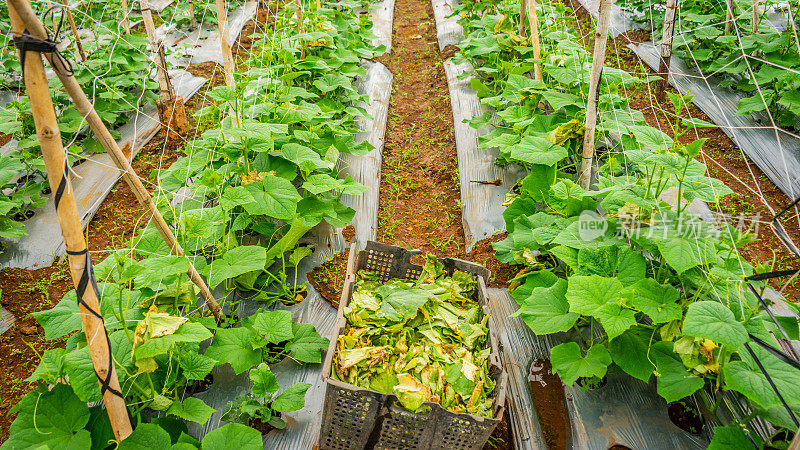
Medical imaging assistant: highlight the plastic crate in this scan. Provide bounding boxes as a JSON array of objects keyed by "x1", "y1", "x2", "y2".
[{"x1": 318, "y1": 241, "x2": 508, "y2": 450}]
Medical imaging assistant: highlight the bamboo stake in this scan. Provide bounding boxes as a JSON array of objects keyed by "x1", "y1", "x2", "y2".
[
  {"x1": 189, "y1": 0, "x2": 197, "y2": 30},
  {"x1": 725, "y1": 0, "x2": 733, "y2": 33},
  {"x1": 752, "y1": 0, "x2": 759, "y2": 32},
  {"x1": 8, "y1": 0, "x2": 223, "y2": 322},
  {"x1": 61, "y1": 0, "x2": 86, "y2": 62},
  {"x1": 577, "y1": 0, "x2": 612, "y2": 189},
  {"x1": 216, "y1": 0, "x2": 236, "y2": 90},
  {"x1": 527, "y1": 0, "x2": 542, "y2": 80},
  {"x1": 120, "y1": 0, "x2": 130, "y2": 34},
  {"x1": 7, "y1": 0, "x2": 133, "y2": 441},
  {"x1": 788, "y1": 428, "x2": 800, "y2": 450},
  {"x1": 141, "y1": 0, "x2": 173, "y2": 98},
  {"x1": 519, "y1": 0, "x2": 527, "y2": 36},
  {"x1": 657, "y1": 0, "x2": 679, "y2": 101}
]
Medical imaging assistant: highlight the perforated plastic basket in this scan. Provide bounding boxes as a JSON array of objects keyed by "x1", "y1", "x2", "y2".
[{"x1": 318, "y1": 241, "x2": 508, "y2": 450}]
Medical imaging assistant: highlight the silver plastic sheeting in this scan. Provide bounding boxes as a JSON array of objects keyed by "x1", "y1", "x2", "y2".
[
  {"x1": 0, "y1": 307, "x2": 15, "y2": 336},
  {"x1": 487, "y1": 288, "x2": 709, "y2": 450},
  {"x1": 443, "y1": 59, "x2": 525, "y2": 253},
  {"x1": 369, "y1": 0, "x2": 395, "y2": 53},
  {"x1": 0, "y1": 70, "x2": 207, "y2": 269},
  {"x1": 630, "y1": 41, "x2": 800, "y2": 200},
  {"x1": 339, "y1": 61, "x2": 392, "y2": 251},
  {"x1": 574, "y1": 0, "x2": 642, "y2": 37},
  {"x1": 432, "y1": 0, "x2": 463, "y2": 50}
]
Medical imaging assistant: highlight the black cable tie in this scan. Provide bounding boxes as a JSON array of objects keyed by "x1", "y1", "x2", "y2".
[
  {"x1": 745, "y1": 269, "x2": 800, "y2": 282},
  {"x1": 744, "y1": 342, "x2": 800, "y2": 428},
  {"x1": 65, "y1": 248, "x2": 88, "y2": 256},
  {"x1": 8, "y1": 5, "x2": 74, "y2": 78}
]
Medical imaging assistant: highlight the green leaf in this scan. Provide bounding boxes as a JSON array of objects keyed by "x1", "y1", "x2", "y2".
[
  {"x1": 250, "y1": 362, "x2": 280, "y2": 397},
  {"x1": 608, "y1": 327, "x2": 655, "y2": 382},
  {"x1": 201, "y1": 423, "x2": 262, "y2": 450},
  {"x1": 778, "y1": 90, "x2": 800, "y2": 116},
  {"x1": 3, "y1": 384, "x2": 91, "y2": 450},
  {"x1": 652, "y1": 342, "x2": 704, "y2": 402},
  {"x1": 653, "y1": 233, "x2": 703, "y2": 274},
  {"x1": 179, "y1": 352, "x2": 217, "y2": 381},
  {"x1": 220, "y1": 186, "x2": 255, "y2": 212},
  {"x1": 272, "y1": 382, "x2": 312, "y2": 412},
  {"x1": 628, "y1": 125, "x2": 674, "y2": 151},
  {"x1": 550, "y1": 342, "x2": 612, "y2": 386},
  {"x1": 167, "y1": 398, "x2": 215, "y2": 425},
  {"x1": 509, "y1": 136, "x2": 568, "y2": 166},
  {"x1": 135, "y1": 322, "x2": 213, "y2": 360},
  {"x1": 26, "y1": 348, "x2": 68, "y2": 383},
  {"x1": 118, "y1": 423, "x2": 172, "y2": 450},
  {"x1": 512, "y1": 279, "x2": 578, "y2": 334},
  {"x1": 682, "y1": 301, "x2": 747, "y2": 350},
  {"x1": 377, "y1": 287, "x2": 431, "y2": 320},
  {"x1": 204, "y1": 327, "x2": 262, "y2": 374},
  {"x1": 723, "y1": 344, "x2": 800, "y2": 409},
  {"x1": 208, "y1": 245, "x2": 267, "y2": 289},
  {"x1": 31, "y1": 293, "x2": 82, "y2": 340},
  {"x1": 631, "y1": 278, "x2": 682, "y2": 323},
  {"x1": 287, "y1": 322, "x2": 329, "y2": 364},
  {"x1": 252, "y1": 310, "x2": 295, "y2": 344},
  {"x1": 566, "y1": 275, "x2": 636, "y2": 339},
  {"x1": 64, "y1": 346, "x2": 103, "y2": 402},
  {"x1": 707, "y1": 426, "x2": 757, "y2": 450},
  {"x1": 242, "y1": 175, "x2": 301, "y2": 220},
  {"x1": 737, "y1": 93, "x2": 772, "y2": 116}
]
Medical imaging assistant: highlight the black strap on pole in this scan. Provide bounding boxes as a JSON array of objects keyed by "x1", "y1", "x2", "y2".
[{"x1": 8, "y1": 5, "x2": 74, "y2": 78}]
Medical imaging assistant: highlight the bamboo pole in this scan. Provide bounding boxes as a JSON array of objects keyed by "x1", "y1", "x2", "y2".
[
  {"x1": 120, "y1": 0, "x2": 131, "y2": 34},
  {"x1": 140, "y1": 0, "x2": 173, "y2": 98},
  {"x1": 657, "y1": 0, "x2": 679, "y2": 101},
  {"x1": 725, "y1": 0, "x2": 733, "y2": 33},
  {"x1": 61, "y1": 0, "x2": 86, "y2": 62},
  {"x1": 215, "y1": 0, "x2": 236, "y2": 90},
  {"x1": 527, "y1": 0, "x2": 542, "y2": 80},
  {"x1": 7, "y1": 0, "x2": 133, "y2": 441},
  {"x1": 577, "y1": 0, "x2": 612, "y2": 189},
  {"x1": 788, "y1": 428, "x2": 800, "y2": 450},
  {"x1": 189, "y1": 0, "x2": 197, "y2": 30},
  {"x1": 8, "y1": 0, "x2": 223, "y2": 322},
  {"x1": 519, "y1": 0, "x2": 527, "y2": 36},
  {"x1": 752, "y1": 0, "x2": 759, "y2": 32}
]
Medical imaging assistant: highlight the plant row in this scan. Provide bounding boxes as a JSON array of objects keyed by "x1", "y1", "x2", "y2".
[
  {"x1": 1, "y1": 0, "x2": 384, "y2": 448},
  {"x1": 453, "y1": 0, "x2": 800, "y2": 446},
  {"x1": 622, "y1": 0, "x2": 800, "y2": 129}
]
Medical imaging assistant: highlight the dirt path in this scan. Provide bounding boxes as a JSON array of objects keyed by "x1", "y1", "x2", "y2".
[{"x1": 374, "y1": 0, "x2": 466, "y2": 256}]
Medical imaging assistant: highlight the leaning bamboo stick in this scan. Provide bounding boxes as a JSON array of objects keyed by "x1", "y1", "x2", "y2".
[
  {"x1": 657, "y1": 0, "x2": 679, "y2": 101},
  {"x1": 61, "y1": 0, "x2": 86, "y2": 62},
  {"x1": 752, "y1": 0, "x2": 759, "y2": 32},
  {"x1": 120, "y1": 0, "x2": 131, "y2": 33},
  {"x1": 189, "y1": 0, "x2": 197, "y2": 30},
  {"x1": 518, "y1": 0, "x2": 527, "y2": 36},
  {"x1": 8, "y1": 0, "x2": 223, "y2": 322},
  {"x1": 577, "y1": 0, "x2": 612, "y2": 189},
  {"x1": 7, "y1": 0, "x2": 133, "y2": 441},
  {"x1": 527, "y1": 0, "x2": 542, "y2": 80},
  {"x1": 216, "y1": 0, "x2": 236, "y2": 90}
]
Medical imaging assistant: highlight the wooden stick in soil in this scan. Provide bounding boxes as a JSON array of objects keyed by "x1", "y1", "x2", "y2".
[
  {"x1": 216, "y1": 0, "x2": 236, "y2": 90},
  {"x1": 527, "y1": 0, "x2": 542, "y2": 80},
  {"x1": 8, "y1": 0, "x2": 223, "y2": 322},
  {"x1": 518, "y1": 0, "x2": 527, "y2": 36},
  {"x1": 120, "y1": 0, "x2": 131, "y2": 34},
  {"x1": 752, "y1": 0, "x2": 759, "y2": 32},
  {"x1": 7, "y1": 0, "x2": 133, "y2": 441},
  {"x1": 141, "y1": 0, "x2": 174, "y2": 98},
  {"x1": 61, "y1": 0, "x2": 86, "y2": 62},
  {"x1": 725, "y1": 0, "x2": 733, "y2": 33},
  {"x1": 577, "y1": 0, "x2": 612, "y2": 189},
  {"x1": 189, "y1": 0, "x2": 197, "y2": 30},
  {"x1": 657, "y1": 0, "x2": 679, "y2": 101}
]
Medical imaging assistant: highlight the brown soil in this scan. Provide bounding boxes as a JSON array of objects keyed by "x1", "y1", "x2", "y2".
[
  {"x1": 0, "y1": 9, "x2": 269, "y2": 441},
  {"x1": 529, "y1": 359, "x2": 570, "y2": 450},
  {"x1": 307, "y1": 250, "x2": 349, "y2": 309},
  {"x1": 667, "y1": 401, "x2": 704, "y2": 434},
  {"x1": 565, "y1": 0, "x2": 800, "y2": 300}
]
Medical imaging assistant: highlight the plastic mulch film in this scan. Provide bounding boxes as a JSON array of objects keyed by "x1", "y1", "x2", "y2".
[
  {"x1": 187, "y1": 59, "x2": 393, "y2": 448},
  {"x1": 443, "y1": 59, "x2": 526, "y2": 252},
  {"x1": 486, "y1": 287, "x2": 710, "y2": 449},
  {"x1": 368, "y1": 0, "x2": 395, "y2": 53},
  {"x1": 0, "y1": 70, "x2": 207, "y2": 270},
  {"x1": 630, "y1": 42, "x2": 800, "y2": 200},
  {"x1": 573, "y1": 0, "x2": 642, "y2": 37},
  {"x1": 187, "y1": 1, "x2": 259, "y2": 65},
  {"x1": 0, "y1": 307, "x2": 14, "y2": 336},
  {"x1": 339, "y1": 61, "x2": 393, "y2": 251},
  {"x1": 432, "y1": 0, "x2": 463, "y2": 50}
]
